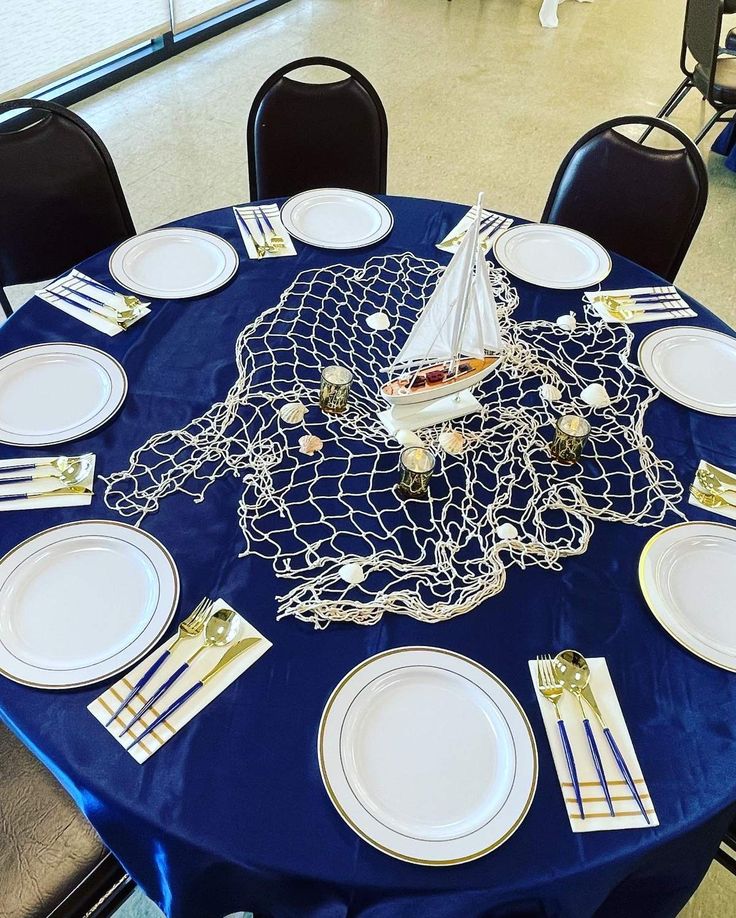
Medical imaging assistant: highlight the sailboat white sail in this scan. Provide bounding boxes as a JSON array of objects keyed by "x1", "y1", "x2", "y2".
[{"x1": 381, "y1": 194, "x2": 504, "y2": 409}]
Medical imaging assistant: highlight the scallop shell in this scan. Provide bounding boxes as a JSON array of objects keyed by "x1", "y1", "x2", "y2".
[
  {"x1": 580, "y1": 382, "x2": 611, "y2": 408},
  {"x1": 556, "y1": 312, "x2": 577, "y2": 332},
  {"x1": 339, "y1": 562, "x2": 366, "y2": 585},
  {"x1": 366, "y1": 310, "x2": 391, "y2": 331},
  {"x1": 496, "y1": 523, "x2": 519, "y2": 540},
  {"x1": 439, "y1": 429, "x2": 465, "y2": 455},
  {"x1": 279, "y1": 401, "x2": 308, "y2": 424},
  {"x1": 298, "y1": 434, "x2": 323, "y2": 456},
  {"x1": 540, "y1": 383, "x2": 562, "y2": 402},
  {"x1": 395, "y1": 428, "x2": 424, "y2": 448}
]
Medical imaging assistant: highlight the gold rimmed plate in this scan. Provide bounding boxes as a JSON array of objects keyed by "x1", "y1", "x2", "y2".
[
  {"x1": 639, "y1": 521, "x2": 736, "y2": 672},
  {"x1": 0, "y1": 521, "x2": 179, "y2": 689},
  {"x1": 318, "y1": 647, "x2": 537, "y2": 865}
]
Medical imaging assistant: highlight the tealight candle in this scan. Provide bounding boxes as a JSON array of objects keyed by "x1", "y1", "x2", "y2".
[
  {"x1": 550, "y1": 414, "x2": 591, "y2": 464},
  {"x1": 319, "y1": 365, "x2": 353, "y2": 415},
  {"x1": 397, "y1": 446, "x2": 436, "y2": 498}
]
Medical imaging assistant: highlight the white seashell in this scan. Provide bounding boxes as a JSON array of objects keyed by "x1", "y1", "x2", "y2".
[
  {"x1": 395, "y1": 429, "x2": 424, "y2": 448},
  {"x1": 279, "y1": 401, "x2": 308, "y2": 424},
  {"x1": 496, "y1": 523, "x2": 519, "y2": 540},
  {"x1": 556, "y1": 312, "x2": 577, "y2": 332},
  {"x1": 339, "y1": 562, "x2": 366, "y2": 585},
  {"x1": 298, "y1": 434, "x2": 323, "y2": 455},
  {"x1": 540, "y1": 383, "x2": 562, "y2": 402},
  {"x1": 439, "y1": 429, "x2": 465, "y2": 455},
  {"x1": 580, "y1": 382, "x2": 611, "y2": 408},
  {"x1": 366, "y1": 310, "x2": 391, "y2": 331}
]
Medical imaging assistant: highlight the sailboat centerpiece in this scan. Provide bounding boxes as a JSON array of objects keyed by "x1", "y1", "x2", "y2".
[{"x1": 378, "y1": 193, "x2": 505, "y2": 433}]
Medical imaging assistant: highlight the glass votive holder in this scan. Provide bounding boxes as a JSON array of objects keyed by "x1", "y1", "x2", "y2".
[
  {"x1": 397, "y1": 446, "x2": 436, "y2": 499},
  {"x1": 550, "y1": 414, "x2": 591, "y2": 464},
  {"x1": 319, "y1": 365, "x2": 353, "y2": 415}
]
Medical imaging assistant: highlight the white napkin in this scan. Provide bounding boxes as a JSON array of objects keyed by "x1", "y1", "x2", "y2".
[
  {"x1": 0, "y1": 454, "x2": 95, "y2": 512},
  {"x1": 37, "y1": 270, "x2": 150, "y2": 337},
  {"x1": 585, "y1": 286, "x2": 696, "y2": 324},
  {"x1": 437, "y1": 205, "x2": 513, "y2": 254},
  {"x1": 528, "y1": 657, "x2": 657, "y2": 831},
  {"x1": 89, "y1": 598, "x2": 271, "y2": 763},
  {"x1": 234, "y1": 204, "x2": 296, "y2": 259},
  {"x1": 688, "y1": 459, "x2": 736, "y2": 520}
]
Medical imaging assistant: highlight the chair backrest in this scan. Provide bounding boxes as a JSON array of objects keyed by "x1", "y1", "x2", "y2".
[
  {"x1": 541, "y1": 116, "x2": 708, "y2": 282},
  {"x1": 246, "y1": 57, "x2": 388, "y2": 201},
  {"x1": 0, "y1": 98, "x2": 134, "y2": 290},
  {"x1": 682, "y1": 0, "x2": 723, "y2": 82}
]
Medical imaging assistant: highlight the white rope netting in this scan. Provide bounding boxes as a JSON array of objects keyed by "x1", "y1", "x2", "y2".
[{"x1": 104, "y1": 252, "x2": 684, "y2": 627}]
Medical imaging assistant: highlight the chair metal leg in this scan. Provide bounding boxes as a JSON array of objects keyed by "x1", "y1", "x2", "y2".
[
  {"x1": 639, "y1": 78, "x2": 692, "y2": 142},
  {"x1": 694, "y1": 107, "x2": 735, "y2": 144},
  {"x1": 0, "y1": 287, "x2": 12, "y2": 319}
]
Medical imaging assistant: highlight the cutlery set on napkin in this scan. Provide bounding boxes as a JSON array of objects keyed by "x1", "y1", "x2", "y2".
[
  {"x1": 234, "y1": 204, "x2": 296, "y2": 259},
  {"x1": 530, "y1": 651, "x2": 656, "y2": 831},
  {"x1": 437, "y1": 205, "x2": 513, "y2": 254},
  {"x1": 89, "y1": 596, "x2": 271, "y2": 763},
  {"x1": 0, "y1": 453, "x2": 95, "y2": 511},
  {"x1": 689, "y1": 460, "x2": 736, "y2": 517},
  {"x1": 38, "y1": 270, "x2": 149, "y2": 335},
  {"x1": 586, "y1": 286, "x2": 696, "y2": 324}
]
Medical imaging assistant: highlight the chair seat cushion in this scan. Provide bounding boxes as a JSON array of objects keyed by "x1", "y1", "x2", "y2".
[
  {"x1": 694, "y1": 56, "x2": 736, "y2": 104},
  {"x1": 0, "y1": 722, "x2": 107, "y2": 918}
]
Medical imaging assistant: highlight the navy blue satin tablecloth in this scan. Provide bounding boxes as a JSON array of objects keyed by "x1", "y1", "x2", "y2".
[{"x1": 1, "y1": 196, "x2": 735, "y2": 918}]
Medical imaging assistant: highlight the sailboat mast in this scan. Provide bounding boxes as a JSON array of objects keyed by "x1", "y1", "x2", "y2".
[{"x1": 448, "y1": 193, "x2": 485, "y2": 375}]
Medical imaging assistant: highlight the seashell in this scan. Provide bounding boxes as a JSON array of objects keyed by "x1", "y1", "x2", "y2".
[
  {"x1": 298, "y1": 434, "x2": 323, "y2": 456},
  {"x1": 395, "y1": 428, "x2": 424, "y2": 448},
  {"x1": 366, "y1": 310, "x2": 391, "y2": 331},
  {"x1": 279, "y1": 401, "x2": 308, "y2": 424},
  {"x1": 439, "y1": 429, "x2": 465, "y2": 455},
  {"x1": 339, "y1": 562, "x2": 366, "y2": 585},
  {"x1": 496, "y1": 523, "x2": 519, "y2": 540},
  {"x1": 540, "y1": 383, "x2": 562, "y2": 402},
  {"x1": 580, "y1": 382, "x2": 611, "y2": 408},
  {"x1": 556, "y1": 312, "x2": 577, "y2": 332}
]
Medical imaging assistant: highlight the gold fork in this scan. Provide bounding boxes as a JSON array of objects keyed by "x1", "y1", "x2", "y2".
[
  {"x1": 103, "y1": 596, "x2": 214, "y2": 726},
  {"x1": 697, "y1": 467, "x2": 736, "y2": 502},
  {"x1": 536, "y1": 653, "x2": 585, "y2": 819},
  {"x1": 689, "y1": 484, "x2": 731, "y2": 509}
]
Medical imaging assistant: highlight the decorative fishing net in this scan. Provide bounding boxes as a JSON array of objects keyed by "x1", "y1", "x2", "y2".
[{"x1": 104, "y1": 252, "x2": 684, "y2": 627}]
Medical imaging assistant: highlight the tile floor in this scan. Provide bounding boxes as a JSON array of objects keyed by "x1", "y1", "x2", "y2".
[{"x1": 6, "y1": 0, "x2": 735, "y2": 913}]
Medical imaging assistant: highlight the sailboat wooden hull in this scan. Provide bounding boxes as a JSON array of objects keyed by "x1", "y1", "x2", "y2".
[{"x1": 381, "y1": 354, "x2": 502, "y2": 406}]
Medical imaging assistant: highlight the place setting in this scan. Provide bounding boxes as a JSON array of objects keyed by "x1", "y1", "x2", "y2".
[
  {"x1": 0, "y1": 452, "x2": 95, "y2": 510},
  {"x1": 89, "y1": 596, "x2": 271, "y2": 763},
  {"x1": 585, "y1": 285, "x2": 697, "y2": 324},
  {"x1": 233, "y1": 203, "x2": 296, "y2": 258},
  {"x1": 530, "y1": 651, "x2": 655, "y2": 830},
  {"x1": 436, "y1": 203, "x2": 513, "y2": 254},
  {"x1": 688, "y1": 459, "x2": 736, "y2": 516},
  {"x1": 37, "y1": 268, "x2": 150, "y2": 336}
]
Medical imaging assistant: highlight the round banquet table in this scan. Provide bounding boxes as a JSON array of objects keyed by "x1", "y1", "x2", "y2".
[{"x1": 1, "y1": 196, "x2": 735, "y2": 918}]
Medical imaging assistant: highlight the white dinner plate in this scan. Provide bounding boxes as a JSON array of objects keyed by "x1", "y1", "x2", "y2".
[
  {"x1": 318, "y1": 647, "x2": 537, "y2": 865},
  {"x1": 638, "y1": 326, "x2": 736, "y2": 416},
  {"x1": 281, "y1": 188, "x2": 394, "y2": 249},
  {"x1": 492, "y1": 223, "x2": 611, "y2": 289},
  {"x1": 0, "y1": 343, "x2": 127, "y2": 447},
  {"x1": 0, "y1": 521, "x2": 179, "y2": 688},
  {"x1": 639, "y1": 522, "x2": 736, "y2": 672},
  {"x1": 109, "y1": 227, "x2": 239, "y2": 299}
]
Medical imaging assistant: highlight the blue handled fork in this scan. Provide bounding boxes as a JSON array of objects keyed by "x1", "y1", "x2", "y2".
[
  {"x1": 126, "y1": 637, "x2": 261, "y2": 750},
  {"x1": 104, "y1": 597, "x2": 213, "y2": 728}
]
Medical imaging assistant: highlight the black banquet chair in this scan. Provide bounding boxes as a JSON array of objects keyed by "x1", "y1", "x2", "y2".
[
  {"x1": 643, "y1": 0, "x2": 736, "y2": 148},
  {"x1": 0, "y1": 98, "x2": 134, "y2": 319},
  {"x1": 0, "y1": 722, "x2": 134, "y2": 917},
  {"x1": 541, "y1": 116, "x2": 708, "y2": 282},
  {"x1": 246, "y1": 56, "x2": 388, "y2": 201}
]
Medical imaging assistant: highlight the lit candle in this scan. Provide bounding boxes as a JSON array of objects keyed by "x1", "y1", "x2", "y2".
[
  {"x1": 550, "y1": 414, "x2": 591, "y2": 464},
  {"x1": 397, "y1": 446, "x2": 436, "y2": 498},
  {"x1": 319, "y1": 365, "x2": 353, "y2": 415}
]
